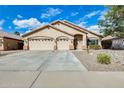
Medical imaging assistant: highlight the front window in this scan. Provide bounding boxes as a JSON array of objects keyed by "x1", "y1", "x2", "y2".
[{"x1": 88, "y1": 37, "x2": 98, "y2": 45}]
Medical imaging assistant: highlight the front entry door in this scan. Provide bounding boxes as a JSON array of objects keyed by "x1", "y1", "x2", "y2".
[{"x1": 77, "y1": 41, "x2": 83, "y2": 50}]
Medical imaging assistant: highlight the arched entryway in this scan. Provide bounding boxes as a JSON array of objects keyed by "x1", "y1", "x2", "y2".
[{"x1": 74, "y1": 34, "x2": 83, "y2": 50}]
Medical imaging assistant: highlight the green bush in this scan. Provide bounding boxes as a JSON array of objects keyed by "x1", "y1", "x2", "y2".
[
  {"x1": 97, "y1": 53, "x2": 111, "y2": 64},
  {"x1": 89, "y1": 45, "x2": 101, "y2": 50}
]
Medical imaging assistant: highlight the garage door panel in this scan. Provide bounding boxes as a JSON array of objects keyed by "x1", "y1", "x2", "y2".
[
  {"x1": 29, "y1": 39, "x2": 54, "y2": 50},
  {"x1": 57, "y1": 40, "x2": 70, "y2": 50}
]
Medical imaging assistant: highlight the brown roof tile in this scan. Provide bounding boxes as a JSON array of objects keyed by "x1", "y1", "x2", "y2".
[
  {"x1": 22, "y1": 25, "x2": 74, "y2": 37},
  {"x1": 63, "y1": 20, "x2": 103, "y2": 37},
  {"x1": 0, "y1": 30, "x2": 22, "y2": 40}
]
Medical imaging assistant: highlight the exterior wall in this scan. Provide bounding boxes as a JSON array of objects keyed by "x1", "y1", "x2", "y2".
[
  {"x1": 23, "y1": 27, "x2": 74, "y2": 50},
  {"x1": 53, "y1": 23, "x2": 86, "y2": 35},
  {"x1": 23, "y1": 27, "x2": 73, "y2": 40},
  {"x1": 52, "y1": 23, "x2": 102, "y2": 48},
  {"x1": 0, "y1": 37, "x2": 4, "y2": 51},
  {"x1": 52, "y1": 23, "x2": 87, "y2": 49},
  {"x1": 23, "y1": 22, "x2": 102, "y2": 50},
  {"x1": 3, "y1": 37, "x2": 22, "y2": 50},
  {"x1": 112, "y1": 38, "x2": 124, "y2": 49}
]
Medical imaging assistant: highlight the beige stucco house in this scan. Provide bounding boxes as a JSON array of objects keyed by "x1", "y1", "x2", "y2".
[
  {"x1": 22, "y1": 20, "x2": 102, "y2": 50},
  {"x1": 0, "y1": 30, "x2": 23, "y2": 51}
]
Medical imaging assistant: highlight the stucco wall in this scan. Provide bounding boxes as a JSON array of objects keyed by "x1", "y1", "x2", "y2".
[
  {"x1": 53, "y1": 23, "x2": 86, "y2": 35},
  {"x1": 23, "y1": 23, "x2": 102, "y2": 50},
  {"x1": 52, "y1": 23, "x2": 87, "y2": 48},
  {"x1": 23, "y1": 27, "x2": 74, "y2": 50},
  {"x1": 52, "y1": 23, "x2": 102, "y2": 47},
  {"x1": 23, "y1": 27, "x2": 73, "y2": 40},
  {"x1": 0, "y1": 37, "x2": 4, "y2": 51}
]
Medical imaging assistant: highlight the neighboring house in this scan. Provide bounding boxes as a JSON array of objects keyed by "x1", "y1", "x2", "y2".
[
  {"x1": 101, "y1": 35, "x2": 115, "y2": 49},
  {"x1": 0, "y1": 30, "x2": 23, "y2": 51},
  {"x1": 102, "y1": 35, "x2": 124, "y2": 49},
  {"x1": 22, "y1": 20, "x2": 102, "y2": 50}
]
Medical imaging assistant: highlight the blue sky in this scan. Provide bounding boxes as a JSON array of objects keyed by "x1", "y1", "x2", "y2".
[{"x1": 0, "y1": 5, "x2": 108, "y2": 35}]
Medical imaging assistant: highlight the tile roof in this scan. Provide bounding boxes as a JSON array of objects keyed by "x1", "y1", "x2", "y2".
[
  {"x1": 0, "y1": 30, "x2": 22, "y2": 40},
  {"x1": 63, "y1": 20, "x2": 103, "y2": 37},
  {"x1": 51, "y1": 20, "x2": 88, "y2": 34},
  {"x1": 102, "y1": 35, "x2": 115, "y2": 41},
  {"x1": 22, "y1": 25, "x2": 74, "y2": 37}
]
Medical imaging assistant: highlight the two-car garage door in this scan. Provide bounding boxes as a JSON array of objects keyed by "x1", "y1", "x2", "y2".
[
  {"x1": 29, "y1": 36, "x2": 70, "y2": 50},
  {"x1": 29, "y1": 39, "x2": 55, "y2": 50}
]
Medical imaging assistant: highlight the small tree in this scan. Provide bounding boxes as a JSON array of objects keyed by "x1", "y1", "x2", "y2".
[
  {"x1": 98, "y1": 6, "x2": 124, "y2": 37},
  {"x1": 14, "y1": 31, "x2": 20, "y2": 36}
]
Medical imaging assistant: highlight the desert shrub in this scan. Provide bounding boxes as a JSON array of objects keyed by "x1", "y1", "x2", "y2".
[
  {"x1": 89, "y1": 45, "x2": 101, "y2": 50},
  {"x1": 97, "y1": 53, "x2": 111, "y2": 64}
]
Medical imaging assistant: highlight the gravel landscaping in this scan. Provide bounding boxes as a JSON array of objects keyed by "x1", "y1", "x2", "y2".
[{"x1": 72, "y1": 50, "x2": 124, "y2": 71}]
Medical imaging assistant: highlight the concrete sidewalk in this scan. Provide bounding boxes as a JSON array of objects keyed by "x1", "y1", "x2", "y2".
[
  {"x1": 32, "y1": 71, "x2": 124, "y2": 88},
  {"x1": 0, "y1": 71, "x2": 124, "y2": 88}
]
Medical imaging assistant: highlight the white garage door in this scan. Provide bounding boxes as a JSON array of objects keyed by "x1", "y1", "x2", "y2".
[
  {"x1": 57, "y1": 38, "x2": 70, "y2": 50},
  {"x1": 29, "y1": 39, "x2": 55, "y2": 50}
]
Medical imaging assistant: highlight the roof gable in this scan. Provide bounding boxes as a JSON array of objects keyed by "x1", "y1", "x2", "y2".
[
  {"x1": 51, "y1": 20, "x2": 88, "y2": 34},
  {"x1": 22, "y1": 25, "x2": 73, "y2": 37},
  {"x1": 63, "y1": 20, "x2": 103, "y2": 37}
]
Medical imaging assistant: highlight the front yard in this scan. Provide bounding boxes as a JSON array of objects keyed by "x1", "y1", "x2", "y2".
[{"x1": 72, "y1": 50, "x2": 124, "y2": 71}]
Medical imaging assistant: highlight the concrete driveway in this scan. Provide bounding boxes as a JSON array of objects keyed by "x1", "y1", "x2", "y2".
[
  {"x1": 0, "y1": 51, "x2": 87, "y2": 71},
  {"x1": 0, "y1": 51, "x2": 124, "y2": 88}
]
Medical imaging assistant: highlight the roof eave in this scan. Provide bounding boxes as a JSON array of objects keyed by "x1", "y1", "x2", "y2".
[
  {"x1": 22, "y1": 24, "x2": 74, "y2": 38},
  {"x1": 63, "y1": 20, "x2": 103, "y2": 37},
  {"x1": 51, "y1": 20, "x2": 88, "y2": 34},
  {"x1": 22, "y1": 25, "x2": 50, "y2": 37}
]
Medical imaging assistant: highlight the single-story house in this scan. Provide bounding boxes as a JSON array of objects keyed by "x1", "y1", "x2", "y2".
[
  {"x1": 22, "y1": 20, "x2": 103, "y2": 50},
  {"x1": 0, "y1": 30, "x2": 23, "y2": 51},
  {"x1": 102, "y1": 35, "x2": 124, "y2": 49},
  {"x1": 101, "y1": 35, "x2": 115, "y2": 49}
]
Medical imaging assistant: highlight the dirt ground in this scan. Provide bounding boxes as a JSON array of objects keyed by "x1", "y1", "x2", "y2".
[{"x1": 72, "y1": 50, "x2": 124, "y2": 71}]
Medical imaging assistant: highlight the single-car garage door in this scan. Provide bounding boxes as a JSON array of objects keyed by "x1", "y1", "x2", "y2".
[
  {"x1": 57, "y1": 36, "x2": 70, "y2": 50},
  {"x1": 29, "y1": 36, "x2": 55, "y2": 50}
]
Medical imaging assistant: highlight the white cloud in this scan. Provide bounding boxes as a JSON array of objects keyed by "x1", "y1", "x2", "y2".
[
  {"x1": 98, "y1": 10, "x2": 108, "y2": 20},
  {"x1": 76, "y1": 10, "x2": 101, "y2": 26},
  {"x1": 86, "y1": 25, "x2": 101, "y2": 34},
  {"x1": 0, "y1": 19, "x2": 5, "y2": 30},
  {"x1": 71, "y1": 12, "x2": 79, "y2": 16},
  {"x1": 17, "y1": 14, "x2": 23, "y2": 19},
  {"x1": 25, "y1": 30, "x2": 32, "y2": 33},
  {"x1": 41, "y1": 8, "x2": 62, "y2": 19},
  {"x1": 13, "y1": 18, "x2": 48, "y2": 30},
  {"x1": 85, "y1": 10, "x2": 101, "y2": 18},
  {"x1": 77, "y1": 10, "x2": 101, "y2": 23},
  {"x1": 78, "y1": 21, "x2": 87, "y2": 28}
]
